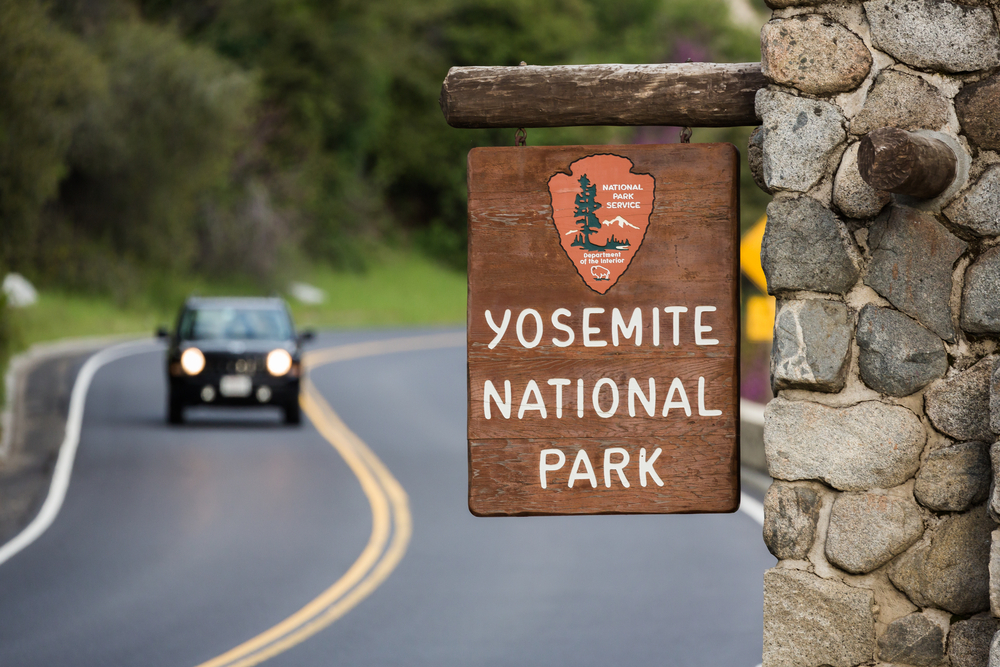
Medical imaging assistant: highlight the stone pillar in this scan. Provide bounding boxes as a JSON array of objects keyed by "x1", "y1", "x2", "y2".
[{"x1": 755, "y1": 3, "x2": 1000, "y2": 666}]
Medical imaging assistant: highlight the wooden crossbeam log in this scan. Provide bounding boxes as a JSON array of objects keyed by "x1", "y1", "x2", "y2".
[
  {"x1": 440, "y1": 62, "x2": 765, "y2": 129},
  {"x1": 858, "y1": 128, "x2": 958, "y2": 199}
]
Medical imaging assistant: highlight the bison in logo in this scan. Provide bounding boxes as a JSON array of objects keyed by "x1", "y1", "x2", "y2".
[{"x1": 591, "y1": 265, "x2": 611, "y2": 281}]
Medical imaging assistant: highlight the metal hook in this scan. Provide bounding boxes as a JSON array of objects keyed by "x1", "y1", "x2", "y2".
[
  {"x1": 514, "y1": 62, "x2": 528, "y2": 147},
  {"x1": 680, "y1": 58, "x2": 693, "y2": 143}
]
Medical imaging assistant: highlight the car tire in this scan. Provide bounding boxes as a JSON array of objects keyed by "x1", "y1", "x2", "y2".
[
  {"x1": 284, "y1": 400, "x2": 301, "y2": 425},
  {"x1": 168, "y1": 393, "x2": 184, "y2": 424}
]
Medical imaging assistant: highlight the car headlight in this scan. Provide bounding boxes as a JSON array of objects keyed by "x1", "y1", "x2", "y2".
[
  {"x1": 180, "y1": 348, "x2": 206, "y2": 375},
  {"x1": 267, "y1": 349, "x2": 293, "y2": 376}
]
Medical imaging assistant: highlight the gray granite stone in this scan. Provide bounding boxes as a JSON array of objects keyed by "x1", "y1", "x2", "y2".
[
  {"x1": 889, "y1": 504, "x2": 993, "y2": 615},
  {"x1": 993, "y1": 364, "x2": 1000, "y2": 436},
  {"x1": 950, "y1": 615, "x2": 1000, "y2": 667},
  {"x1": 877, "y1": 612, "x2": 946, "y2": 667},
  {"x1": 989, "y1": 443, "x2": 1000, "y2": 520},
  {"x1": 826, "y1": 491, "x2": 924, "y2": 574},
  {"x1": 771, "y1": 299, "x2": 852, "y2": 393},
  {"x1": 992, "y1": 529, "x2": 1000, "y2": 616},
  {"x1": 925, "y1": 357, "x2": 995, "y2": 442},
  {"x1": 748, "y1": 126, "x2": 771, "y2": 195},
  {"x1": 833, "y1": 142, "x2": 891, "y2": 220},
  {"x1": 957, "y1": 74, "x2": 1000, "y2": 153},
  {"x1": 856, "y1": 304, "x2": 947, "y2": 397},
  {"x1": 763, "y1": 482, "x2": 821, "y2": 560},
  {"x1": 866, "y1": 207, "x2": 968, "y2": 342},
  {"x1": 763, "y1": 568, "x2": 875, "y2": 667},
  {"x1": 865, "y1": 0, "x2": 1000, "y2": 73},
  {"x1": 851, "y1": 69, "x2": 951, "y2": 137},
  {"x1": 761, "y1": 15, "x2": 872, "y2": 95},
  {"x1": 914, "y1": 441, "x2": 991, "y2": 512},
  {"x1": 765, "y1": 398, "x2": 925, "y2": 491},
  {"x1": 945, "y1": 165, "x2": 1000, "y2": 238},
  {"x1": 990, "y1": 628, "x2": 1000, "y2": 667},
  {"x1": 756, "y1": 89, "x2": 847, "y2": 193},
  {"x1": 761, "y1": 197, "x2": 860, "y2": 295},
  {"x1": 962, "y1": 247, "x2": 1000, "y2": 335}
]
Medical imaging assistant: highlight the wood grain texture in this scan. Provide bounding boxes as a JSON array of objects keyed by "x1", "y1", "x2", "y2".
[
  {"x1": 858, "y1": 127, "x2": 958, "y2": 198},
  {"x1": 467, "y1": 144, "x2": 740, "y2": 515},
  {"x1": 441, "y1": 63, "x2": 765, "y2": 128},
  {"x1": 469, "y1": 438, "x2": 739, "y2": 516}
]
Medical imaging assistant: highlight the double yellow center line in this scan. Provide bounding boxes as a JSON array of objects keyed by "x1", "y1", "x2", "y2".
[{"x1": 196, "y1": 331, "x2": 465, "y2": 667}]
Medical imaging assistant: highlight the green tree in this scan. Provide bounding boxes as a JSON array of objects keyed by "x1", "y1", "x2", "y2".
[
  {"x1": 571, "y1": 174, "x2": 604, "y2": 251},
  {"x1": 65, "y1": 20, "x2": 256, "y2": 270},
  {"x1": 3, "y1": 0, "x2": 765, "y2": 287},
  {"x1": 0, "y1": 0, "x2": 104, "y2": 269}
]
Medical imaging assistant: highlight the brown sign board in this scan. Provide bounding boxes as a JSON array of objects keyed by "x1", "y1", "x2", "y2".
[{"x1": 467, "y1": 144, "x2": 740, "y2": 516}]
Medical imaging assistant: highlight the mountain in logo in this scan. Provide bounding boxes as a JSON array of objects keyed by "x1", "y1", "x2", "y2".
[
  {"x1": 548, "y1": 155, "x2": 655, "y2": 294},
  {"x1": 602, "y1": 216, "x2": 640, "y2": 230}
]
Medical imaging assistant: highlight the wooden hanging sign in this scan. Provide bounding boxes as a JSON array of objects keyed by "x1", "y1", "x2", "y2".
[{"x1": 467, "y1": 143, "x2": 740, "y2": 516}]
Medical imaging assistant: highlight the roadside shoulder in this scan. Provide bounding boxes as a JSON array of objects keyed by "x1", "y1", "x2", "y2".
[{"x1": 0, "y1": 336, "x2": 140, "y2": 544}]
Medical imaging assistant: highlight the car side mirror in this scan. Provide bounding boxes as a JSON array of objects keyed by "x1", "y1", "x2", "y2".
[
  {"x1": 298, "y1": 329, "x2": 315, "y2": 344},
  {"x1": 156, "y1": 326, "x2": 170, "y2": 339}
]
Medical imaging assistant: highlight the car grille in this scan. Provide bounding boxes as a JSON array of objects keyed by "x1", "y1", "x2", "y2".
[{"x1": 204, "y1": 354, "x2": 267, "y2": 376}]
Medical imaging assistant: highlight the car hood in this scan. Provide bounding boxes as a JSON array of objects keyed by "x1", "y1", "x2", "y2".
[{"x1": 180, "y1": 339, "x2": 296, "y2": 355}]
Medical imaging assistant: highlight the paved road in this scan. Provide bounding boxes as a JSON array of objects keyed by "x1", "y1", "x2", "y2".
[{"x1": 0, "y1": 329, "x2": 774, "y2": 666}]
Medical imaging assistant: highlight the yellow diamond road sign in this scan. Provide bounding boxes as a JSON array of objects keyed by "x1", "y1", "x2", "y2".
[{"x1": 740, "y1": 215, "x2": 775, "y2": 341}]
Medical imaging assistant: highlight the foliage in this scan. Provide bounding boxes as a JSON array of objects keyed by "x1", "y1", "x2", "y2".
[
  {"x1": 65, "y1": 20, "x2": 256, "y2": 270},
  {"x1": 2, "y1": 0, "x2": 765, "y2": 287},
  {"x1": 0, "y1": 0, "x2": 104, "y2": 269},
  {"x1": 139, "y1": 0, "x2": 762, "y2": 268}
]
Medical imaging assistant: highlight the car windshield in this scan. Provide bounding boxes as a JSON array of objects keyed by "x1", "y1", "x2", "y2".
[{"x1": 178, "y1": 307, "x2": 293, "y2": 341}]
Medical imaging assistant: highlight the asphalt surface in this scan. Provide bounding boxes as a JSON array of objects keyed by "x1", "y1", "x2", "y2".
[
  {"x1": 0, "y1": 329, "x2": 774, "y2": 666},
  {"x1": 0, "y1": 350, "x2": 92, "y2": 542}
]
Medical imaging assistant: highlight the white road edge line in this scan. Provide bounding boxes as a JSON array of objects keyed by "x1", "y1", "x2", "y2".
[
  {"x1": 0, "y1": 340, "x2": 156, "y2": 567},
  {"x1": 738, "y1": 492, "x2": 764, "y2": 526},
  {"x1": 739, "y1": 398, "x2": 766, "y2": 427},
  {"x1": 739, "y1": 399, "x2": 767, "y2": 527}
]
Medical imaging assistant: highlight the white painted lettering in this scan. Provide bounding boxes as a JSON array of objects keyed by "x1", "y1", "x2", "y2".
[
  {"x1": 663, "y1": 306, "x2": 688, "y2": 346},
  {"x1": 661, "y1": 377, "x2": 692, "y2": 417},
  {"x1": 539, "y1": 449, "x2": 565, "y2": 489},
  {"x1": 550, "y1": 308, "x2": 574, "y2": 347},
  {"x1": 518, "y1": 380, "x2": 547, "y2": 419},
  {"x1": 698, "y1": 376, "x2": 722, "y2": 416},
  {"x1": 484, "y1": 380, "x2": 511, "y2": 419},
  {"x1": 568, "y1": 449, "x2": 597, "y2": 488},
  {"x1": 628, "y1": 377, "x2": 656, "y2": 417},
  {"x1": 695, "y1": 306, "x2": 719, "y2": 345},
  {"x1": 516, "y1": 309, "x2": 543, "y2": 348},
  {"x1": 583, "y1": 308, "x2": 606, "y2": 347},
  {"x1": 604, "y1": 448, "x2": 630, "y2": 488},
  {"x1": 652, "y1": 307, "x2": 660, "y2": 346},
  {"x1": 639, "y1": 448, "x2": 664, "y2": 487},
  {"x1": 592, "y1": 378, "x2": 619, "y2": 418},
  {"x1": 482, "y1": 378, "x2": 723, "y2": 422},
  {"x1": 612, "y1": 307, "x2": 642, "y2": 346},
  {"x1": 485, "y1": 309, "x2": 510, "y2": 350},
  {"x1": 546, "y1": 379, "x2": 570, "y2": 418}
]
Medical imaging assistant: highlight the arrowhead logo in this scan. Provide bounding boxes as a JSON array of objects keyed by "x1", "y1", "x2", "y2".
[{"x1": 548, "y1": 154, "x2": 655, "y2": 294}]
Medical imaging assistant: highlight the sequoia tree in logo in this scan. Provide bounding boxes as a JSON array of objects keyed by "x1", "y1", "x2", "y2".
[{"x1": 548, "y1": 154, "x2": 655, "y2": 294}]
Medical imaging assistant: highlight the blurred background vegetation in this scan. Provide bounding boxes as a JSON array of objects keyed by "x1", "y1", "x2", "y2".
[{"x1": 0, "y1": 0, "x2": 770, "y2": 388}]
